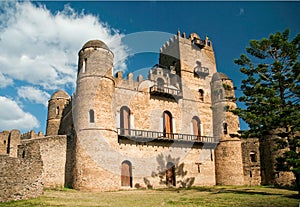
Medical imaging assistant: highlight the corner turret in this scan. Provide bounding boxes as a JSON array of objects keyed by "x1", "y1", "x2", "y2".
[{"x1": 46, "y1": 90, "x2": 70, "y2": 136}]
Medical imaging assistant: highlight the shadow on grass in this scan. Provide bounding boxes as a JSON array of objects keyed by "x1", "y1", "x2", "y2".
[{"x1": 188, "y1": 186, "x2": 300, "y2": 198}]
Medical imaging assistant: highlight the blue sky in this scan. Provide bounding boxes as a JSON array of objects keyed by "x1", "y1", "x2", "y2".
[{"x1": 0, "y1": 1, "x2": 299, "y2": 133}]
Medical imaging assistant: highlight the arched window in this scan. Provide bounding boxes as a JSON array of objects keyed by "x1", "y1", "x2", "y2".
[
  {"x1": 163, "y1": 111, "x2": 173, "y2": 138},
  {"x1": 121, "y1": 160, "x2": 132, "y2": 187},
  {"x1": 89, "y1": 109, "x2": 94, "y2": 123},
  {"x1": 250, "y1": 151, "x2": 257, "y2": 162},
  {"x1": 166, "y1": 162, "x2": 176, "y2": 186},
  {"x1": 223, "y1": 122, "x2": 228, "y2": 135},
  {"x1": 82, "y1": 58, "x2": 87, "y2": 73},
  {"x1": 120, "y1": 106, "x2": 131, "y2": 135},
  {"x1": 199, "y1": 89, "x2": 204, "y2": 101},
  {"x1": 192, "y1": 116, "x2": 201, "y2": 138}
]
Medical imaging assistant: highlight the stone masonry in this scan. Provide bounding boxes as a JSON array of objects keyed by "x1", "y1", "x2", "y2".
[{"x1": 0, "y1": 31, "x2": 296, "y2": 201}]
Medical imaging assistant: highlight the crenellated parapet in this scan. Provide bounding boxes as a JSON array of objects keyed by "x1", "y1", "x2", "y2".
[
  {"x1": 20, "y1": 130, "x2": 44, "y2": 140},
  {"x1": 114, "y1": 71, "x2": 145, "y2": 91}
]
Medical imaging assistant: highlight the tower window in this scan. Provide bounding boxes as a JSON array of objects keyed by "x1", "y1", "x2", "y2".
[
  {"x1": 250, "y1": 152, "x2": 257, "y2": 162},
  {"x1": 223, "y1": 123, "x2": 228, "y2": 135},
  {"x1": 56, "y1": 106, "x2": 60, "y2": 115},
  {"x1": 89, "y1": 109, "x2": 95, "y2": 123},
  {"x1": 198, "y1": 89, "x2": 204, "y2": 101},
  {"x1": 82, "y1": 58, "x2": 87, "y2": 73},
  {"x1": 120, "y1": 106, "x2": 131, "y2": 135}
]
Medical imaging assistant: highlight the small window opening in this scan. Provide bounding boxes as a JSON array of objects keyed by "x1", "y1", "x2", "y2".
[
  {"x1": 89, "y1": 109, "x2": 95, "y2": 123},
  {"x1": 3, "y1": 140, "x2": 6, "y2": 145},
  {"x1": 56, "y1": 106, "x2": 60, "y2": 115},
  {"x1": 250, "y1": 152, "x2": 257, "y2": 162},
  {"x1": 219, "y1": 89, "x2": 223, "y2": 100},
  {"x1": 223, "y1": 123, "x2": 228, "y2": 135},
  {"x1": 82, "y1": 58, "x2": 87, "y2": 73},
  {"x1": 199, "y1": 89, "x2": 204, "y2": 101},
  {"x1": 22, "y1": 150, "x2": 25, "y2": 158}
]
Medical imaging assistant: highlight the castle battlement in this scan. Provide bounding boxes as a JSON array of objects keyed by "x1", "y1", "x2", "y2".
[{"x1": 20, "y1": 130, "x2": 43, "y2": 140}]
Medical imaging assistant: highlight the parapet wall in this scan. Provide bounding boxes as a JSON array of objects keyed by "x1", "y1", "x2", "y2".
[
  {"x1": 0, "y1": 154, "x2": 43, "y2": 202},
  {"x1": 20, "y1": 135, "x2": 67, "y2": 188},
  {"x1": 21, "y1": 130, "x2": 44, "y2": 140}
]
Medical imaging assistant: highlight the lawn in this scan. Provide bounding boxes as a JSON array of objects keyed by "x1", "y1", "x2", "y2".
[{"x1": 0, "y1": 186, "x2": 299, "y2": 207}]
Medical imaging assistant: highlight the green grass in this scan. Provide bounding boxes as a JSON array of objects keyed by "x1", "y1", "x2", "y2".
[{"x1": 0, "y1": 186, "x2": 299, "y2": 207}]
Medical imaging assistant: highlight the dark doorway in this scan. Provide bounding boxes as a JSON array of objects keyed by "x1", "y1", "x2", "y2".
[
  {"x1": 166, "y1": 162, "x2": 176, "y2": 186},
  {"x1": 121, "y1": 160, "x2": 132, "y2": 187}
]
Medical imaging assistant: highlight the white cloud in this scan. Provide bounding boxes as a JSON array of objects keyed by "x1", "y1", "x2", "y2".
[
  {"x1": 0, "y1": 1, "x2": 129, "y2": 90},
  {"x1": 0, "y1": 72, "x2": 13, "y2": 88},
  {"x1": 17, "y1": 86, "x2": 50, "y2": 107},
  {"x1": 0, "y1": 96, "x2": 39, "y2": 131}
]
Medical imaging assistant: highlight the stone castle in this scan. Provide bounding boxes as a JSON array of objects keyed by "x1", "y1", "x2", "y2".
[{"x1": 0, "y1": 32, "x2": 295, "y2": 202}]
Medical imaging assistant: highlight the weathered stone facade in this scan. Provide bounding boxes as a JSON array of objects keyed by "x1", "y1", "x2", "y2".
[
  {"x1": 0, "y1": 31, "x2": 296, "y2": 201},
  {"x1": 0, "y1": 140, "x2": 44, "y2": 202}
]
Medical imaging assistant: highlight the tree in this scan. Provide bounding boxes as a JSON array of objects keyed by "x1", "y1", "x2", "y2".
[{"x1": 233, "y1": 29, "x2": 300, "y2": 195}]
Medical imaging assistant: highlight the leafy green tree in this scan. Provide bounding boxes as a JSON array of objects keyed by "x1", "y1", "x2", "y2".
[{"x1": 233, "y1": 29, "x2": 300, "y2": 195}]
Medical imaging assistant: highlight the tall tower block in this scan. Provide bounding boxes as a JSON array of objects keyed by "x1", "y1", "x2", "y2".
[
  {"x1": 211, "y1": 73, "x2": 245, "y2": 185},
  {"x1": 158, "y1": 32, "x2": 217, "y2": 137},
  {"x1": 73, "y1": 40, "x2": 117, "y2": 190},
  {"x1": 46, "y1": 90, "x2": 70, "y2": 136}
]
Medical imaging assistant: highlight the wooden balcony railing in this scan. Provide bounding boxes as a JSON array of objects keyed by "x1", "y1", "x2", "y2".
[
  {"x1": 149, "y1": 85, "x2": 183, "y2": 99},
  {"x1": 117, "y1": 128, "x2": 218, "y2": 144}
]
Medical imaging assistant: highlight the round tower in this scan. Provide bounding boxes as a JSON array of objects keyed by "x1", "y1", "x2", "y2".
[
  {"x1": 211, "y1": 72, "x2": 245, "y2": 185},
  {"x1": 73, "y1": 40, "x2": 117, "y2": 190},
  {"x1": 46, "y1": 90, "x2": 70, "y2": 136}
]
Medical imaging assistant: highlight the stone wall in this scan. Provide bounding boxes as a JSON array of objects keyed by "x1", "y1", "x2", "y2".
[
  {"x1": 0, "y1": 131, "x2": 10, "y2": 155},
  {"x1": 214, "y1": 140, "x2": 245, "y2": 185},
  {"x1": 19, "y1": 135, "x2": 67, "y2": 188},
  {"x1": 0, "y1": 130, "x2": 21, "y2": 157},
  {"x1": 260, "y1": 136, "x2": 295, "y2": 186},
  {"x1": 242, "y1": 138, "x2": 261, "y2": 186},
  {"x1": 0, "y1": 154, "x2": 43, "y2": 202}
]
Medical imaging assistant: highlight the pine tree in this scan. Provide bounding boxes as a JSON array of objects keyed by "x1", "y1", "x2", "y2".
[{"x1": 233, "y1": 29, "x2": 300, "y2": 195}]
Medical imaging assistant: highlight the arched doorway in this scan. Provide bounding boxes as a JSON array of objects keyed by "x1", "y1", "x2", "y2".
[
  {"x1": 121, "y1": 160, "x2": 132, "y2": 187},
  {"x1": 192, "y1": 116, "x2": 201, "y2": 139},
  {"x1": 120, "y1": 106, "x2": 131, "y2": 135},
  {"x1": 163, "y1": 111, "x2": 173, "y2": 138},
  {"x1": 166, "y1": 162, "x2": 176, "y2": 186}
]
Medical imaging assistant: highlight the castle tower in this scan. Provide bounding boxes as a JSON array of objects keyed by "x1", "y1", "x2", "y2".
[
  {"x1": 211, "y1": 72, "x2": 245, "y2": 185},
  {"x1": 46, "y1": 90, "x2": 70, "y2": 136},
  {"x1": 72, "y1": 40, "x2": 117, "y2": 190},
  {"x1": 158, "y1": 33, "x2": 217, "y2": 136}
]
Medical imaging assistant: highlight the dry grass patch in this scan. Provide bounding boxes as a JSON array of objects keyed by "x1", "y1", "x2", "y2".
[{"x1": 0, "y1": 186, "x2": 299, "y2": 207}]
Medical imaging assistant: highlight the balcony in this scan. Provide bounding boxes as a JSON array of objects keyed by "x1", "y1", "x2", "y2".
[
  {"x1": 194, "y1": 66, "x2": 209, "y2": 78},
  {"x1": 117, "y1": 128, "x2": 218, "y2": 147},
  {"x1": 149, "y1": 85, "x2": 183, "y2": 99}
]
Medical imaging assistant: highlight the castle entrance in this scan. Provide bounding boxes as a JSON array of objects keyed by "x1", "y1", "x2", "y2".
[
  {"x1": 121, "y1": 160, "x2": 132, "y2": 187},
  {"x1": 166, "y1": 162, "x2": 176, "y2": 186}
]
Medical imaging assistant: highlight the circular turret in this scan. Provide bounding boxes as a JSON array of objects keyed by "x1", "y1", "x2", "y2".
[
  {"x1": 51, "y1": 90, "x2": 70, "y2": 100},
  {"x1": 78, "y1": 39, "x2": 114, "y2": 77},
  {"x1": 46, "y1": 90, "x2": 70, "y2": 136},
  {"x1": 82, "y1": 40, "x2": 109, "y2": 50},
  {"x1": 73, "y1": 39, "x2": 117, "y2": 190}
]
